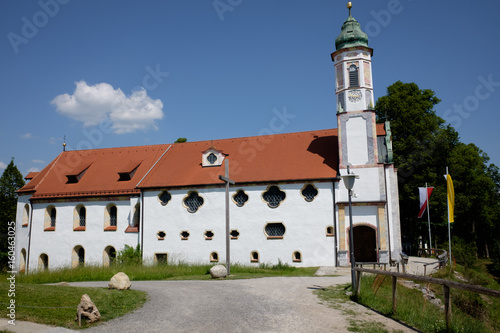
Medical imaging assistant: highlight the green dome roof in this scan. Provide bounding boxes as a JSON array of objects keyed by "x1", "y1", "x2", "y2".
[{"x1": 335, "y1": 12, "x2": 368, "y2": 50}]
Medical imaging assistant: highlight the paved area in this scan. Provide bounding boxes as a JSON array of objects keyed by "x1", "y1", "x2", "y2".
[{"x1": 2, "y1": 267, "x2": 423, "y2": 333}]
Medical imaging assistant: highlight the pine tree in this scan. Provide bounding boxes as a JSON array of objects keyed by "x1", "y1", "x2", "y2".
[{"x1": 0, "y1": 159, "x2": 25, "y2": 269}]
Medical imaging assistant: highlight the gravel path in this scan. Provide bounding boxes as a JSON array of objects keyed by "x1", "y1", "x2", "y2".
[{"x1": 69, "y1": 275, "x2": 418, "y2": 333}]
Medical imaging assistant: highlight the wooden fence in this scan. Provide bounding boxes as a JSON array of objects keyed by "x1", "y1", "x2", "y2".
[{"x1": 353, "y1": 267, "x2": 500, "y2": 332}]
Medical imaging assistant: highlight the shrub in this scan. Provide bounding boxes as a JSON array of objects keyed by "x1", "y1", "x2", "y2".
[{"x1": 116, "y1": 244, "x2": 142, "y2": 265}]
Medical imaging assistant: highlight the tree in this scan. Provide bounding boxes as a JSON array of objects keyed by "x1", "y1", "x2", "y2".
[
  {"x1": 0, "y1": 159, "x2": 25, "y2": 269},
  {"x1": 376, "y1": 81, "x2": 458, "y2": 253},
  {"x1": 375, "y1": 81, "x2": 499, "y2": 257},
  {"x1": 174, "y1": 138, "x2": 187, "y2": 143}
]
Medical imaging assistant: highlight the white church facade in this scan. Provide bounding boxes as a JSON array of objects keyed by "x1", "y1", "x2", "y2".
[{"x1": 15, "y1": 4, "x2": 402, "y2": 272}]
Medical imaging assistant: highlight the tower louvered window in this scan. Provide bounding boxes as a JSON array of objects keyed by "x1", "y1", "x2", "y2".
[
  {"x1": 263, "y1": 186, "x2": 286, "y2": 208},
  {"x1": 349, "y1": 63, "x2": 359, "y2": 87}
]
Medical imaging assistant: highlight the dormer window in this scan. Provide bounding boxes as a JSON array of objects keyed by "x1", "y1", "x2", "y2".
[
  {"x1": 118, "y1": 161, "x2": 141, "y2": 181},
  {"x1": 66, "y1": 164, "x2": 91, "y2": 184},
  {"x1": 202, "y1": 148, "x2": 224, "y2": 167}
]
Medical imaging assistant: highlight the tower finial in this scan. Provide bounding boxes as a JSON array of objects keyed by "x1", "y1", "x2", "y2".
[
  {"x1": 63, "y1": 135, "x2": 66, "y2": 152},
  {"x1": 347, "y1": 2, "x2": 352, "y2": 16}
]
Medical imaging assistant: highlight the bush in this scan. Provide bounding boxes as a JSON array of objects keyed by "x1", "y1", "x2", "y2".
[{"x1": 116, "y1": 244, "x2": 142, "y2": 265}]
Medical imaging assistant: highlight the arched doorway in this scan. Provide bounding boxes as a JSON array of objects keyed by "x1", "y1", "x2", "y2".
[{"x1": 353, "y1": 225, "x2": 377, "y2": 262}]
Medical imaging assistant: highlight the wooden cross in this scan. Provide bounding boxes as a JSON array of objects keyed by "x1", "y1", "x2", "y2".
[{"x1": 219, "y1": 159, "x2": 235, "y2": 275}]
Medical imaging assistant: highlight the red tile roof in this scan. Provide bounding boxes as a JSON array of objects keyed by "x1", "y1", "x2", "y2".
[{"x1": 17, "y1": 126, "x2": 386, "y2": 199}]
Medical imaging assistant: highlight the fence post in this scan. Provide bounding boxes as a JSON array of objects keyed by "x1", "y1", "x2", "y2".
[
  {"x1": 392, "y1": 276, "x2": 397, "y2": 314},
  {"x1": 355, "y1": 270, "x2": 362, "y2": 296},
  {"x1": 443, "y1": 284, "x2": 452, "y2": 332}
]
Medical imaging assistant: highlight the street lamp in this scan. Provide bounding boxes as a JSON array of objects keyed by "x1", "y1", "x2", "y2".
[{"x1": 341, "y1": 168, "x2": 359, "y2": 293}]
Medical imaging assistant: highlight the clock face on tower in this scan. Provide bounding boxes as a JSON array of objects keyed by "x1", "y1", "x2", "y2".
[{"x1": 347, "y1": 90, "x2": 362, "y2": 103}]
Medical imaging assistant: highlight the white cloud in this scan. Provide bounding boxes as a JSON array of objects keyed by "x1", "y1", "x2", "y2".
[
  {"x1": 0, "y1": 162, "x2": 7, "y2": 170},
  {"x1": 27, "y1": 167, "x2": 40, "y2": 173},
  {"x1": 32, "y1": 159, "x2": 45, "y2": 164},
  {"x1": 22, "y1": 133, "x2": 33, "y2": 139},
  {"x1": 51, "y1": 81, "x2": 164, "y2": 134}
]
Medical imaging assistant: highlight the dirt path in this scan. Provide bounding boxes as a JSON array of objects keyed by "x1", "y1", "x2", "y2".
[{"x1": 67, "y1": 275, "x2": 419, "y2": 333}]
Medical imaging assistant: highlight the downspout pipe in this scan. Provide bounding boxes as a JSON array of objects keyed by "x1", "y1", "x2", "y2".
[{"x1": 26, "y1": 199, "x2": 33, "y2": 274}]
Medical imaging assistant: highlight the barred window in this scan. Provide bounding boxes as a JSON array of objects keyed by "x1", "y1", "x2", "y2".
[
  {"x1": 262, "y1": 186, "x2": 286, "y2": 208},
  {"x1": 301, "y1": 184, "x2": 318, "y2": 202},
  {"x1": 265, "y1": 222, "x2": 286, "y2": 238},
  {"x1": 109, "y1": 206, "x2": 117, "y2": 227},
  {"x1": 207, "y1": 153, "x2": 217, "y2": 164},
  {"x1": 159, "y1": 191, "x2": 171, "y2": 206},
  {"x1": 50, "y1": 208, "x2": 56, "y2": 227},
  {"x1": 233, "y1": 190, "x2": 249, "y2": 207},
  {"x1": 79, "y1": 206, "x2": 86, "y2": 227},
  {"x1": 230, "y1": 229, "x2": 240, "y2": 239},
  {"x1": 155, "y1": 253, "x2": 168, "y2": 265},
  {"x1": 204, "y1": 230, "x2": 214, "y2": 240},
  {"x1": 184, "y1": 191, "x2": 204, "y2": 213}
]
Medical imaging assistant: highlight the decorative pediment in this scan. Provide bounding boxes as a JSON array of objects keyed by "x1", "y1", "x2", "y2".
[{"x1": 202, "y1": 148, "x2": 225, "y2": 167}]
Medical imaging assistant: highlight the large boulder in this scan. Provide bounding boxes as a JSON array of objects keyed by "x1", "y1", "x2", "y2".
[
  {"x1": 210, "y1": 264, "x2": 227, "y2": 279},
  {"x1": 108, "y1": 272, "x2": 131, "y2": 290},
  {"x1": 76, "y1": 294, "x2": 101, "y2": 326}
]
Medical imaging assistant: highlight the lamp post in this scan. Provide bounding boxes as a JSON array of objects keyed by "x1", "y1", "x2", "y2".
[{"x1": 341, "y1": 168, "x2": 359, "y2": 293}]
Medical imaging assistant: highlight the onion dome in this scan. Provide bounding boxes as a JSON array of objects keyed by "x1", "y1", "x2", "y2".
[{"x1": 335, "y1": 2, "x2": 369, "y2": 50}]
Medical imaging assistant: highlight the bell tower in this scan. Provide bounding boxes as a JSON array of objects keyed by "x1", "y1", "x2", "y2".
[{"x1": 332, "y1": 2, "x2": 378, "y2": 169}]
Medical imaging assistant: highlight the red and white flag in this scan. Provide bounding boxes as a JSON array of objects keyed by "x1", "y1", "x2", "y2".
[{"x1": 418, "y1": 187, "x2": 434, "y2": 218}]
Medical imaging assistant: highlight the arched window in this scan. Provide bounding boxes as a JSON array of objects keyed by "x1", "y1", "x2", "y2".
[
  {"x1": 50, "y1": 208, "x2": 56, "y2": 227},
  {"x1": 210, "y1": 252, "x2": 219, "y2": 262},
  {"x1": 349, "y1": 63, "x2": 359, "y2": 87},
  {"x1": 72, "y1": 246, "x2": 85, "y2": 267},
  {"x1": 74, "y1": 205, "x2": 86, "y2": 231},
  {"x1": 22, "y1": 204, "x2": 29, "y2": 227},
  {"x1": 250, "y1": 251, "x2": 259, "y2": 263},
  {"x1": 44, "y1": 206, "x2": 56, "y2": 231},
  {"x1": 110, "y1": 206, "x2": 117, "y2": 226},
  {"x1": 20, "y1": 248, "x2": 27, "y2": 272},
  {"x1": 39, "y1": 253, "x2": 48, "y2": 271},
  {"x1": 293, "y1": 251, "x2": 302, "y2": 262},
  {"x1": 79, "y1": 206, "x2": 86, "y2": 227},
  {"x1": 103, "y1": 246, "x2": 116, "y2": 267}
]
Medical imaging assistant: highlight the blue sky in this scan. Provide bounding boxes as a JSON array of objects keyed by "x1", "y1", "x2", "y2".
[{"x1": 1, "y1": 0, "x2": 499, "y2": 176}]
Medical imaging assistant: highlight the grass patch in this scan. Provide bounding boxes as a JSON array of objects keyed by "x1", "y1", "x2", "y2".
[
  {"x1": 354, "y1": 269, "x2": 499, "y2": 333},
  {"x1": 9, "y1": 262, "x2": 317, "y2": 284},
  {"x1": 0, "y1": 282, "x2": 147, "y2": 330},
  {"x1": 315, "y1": 284, "x2": 401, "y2": 333}
]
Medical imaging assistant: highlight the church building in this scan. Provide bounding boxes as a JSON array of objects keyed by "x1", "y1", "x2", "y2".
[{"x1": 15, "y1": 4, "x2": 401, "y2": 272}]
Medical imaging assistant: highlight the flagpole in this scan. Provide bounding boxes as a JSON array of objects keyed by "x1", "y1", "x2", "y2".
[
  {"x1": 426, "y1": 182, "x2": 432, "y2": 254},
  {"x1": 446, "y1": 167, "x2": 452, "y2": 265}
]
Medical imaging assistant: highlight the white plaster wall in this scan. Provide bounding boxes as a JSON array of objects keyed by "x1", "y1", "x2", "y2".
[
  {"x1": 337, "y1": 166, "x2": 385, "y2": 203},
  {"x1": 385, "y1": 166, "x2": 402, "y2": 259},
  {"x1": 14, "y1": 195, "x2": 31, "y2": 272},
  {"x1": 142, "y1": 182, "x2": 336, "y2": 267},
  {"x1": 27, "y1": 198, "x2": 140, "y2": 271}
]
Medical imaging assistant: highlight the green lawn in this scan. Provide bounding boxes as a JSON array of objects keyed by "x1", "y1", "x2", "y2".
[
  {"x1": 0, "y1": 262, "x2": 318, "y2": 329},
  {"x1": 0, "y1": 282, "x2": 147, "y2": 329}
]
